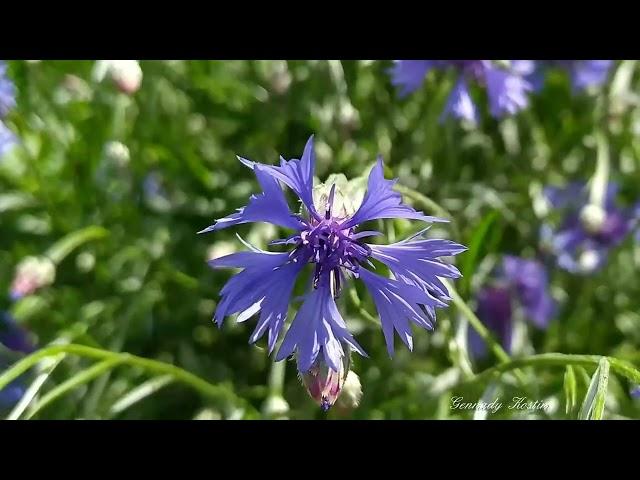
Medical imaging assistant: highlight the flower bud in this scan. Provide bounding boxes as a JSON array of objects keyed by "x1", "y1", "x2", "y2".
[
  {"x1": 110, "y1": 60, "x2": 142, "y2": 94},
  {"x1": 579, "y1": 203, "x2": 607, "y2": 234},
  {"x1": 335, "y1": 370, "x2": 363, "y2": 411},
  {"x1": 578, "y1": 249, "x2": 601, "y2": 273},
  {"x1": 268, "y1": 62, "x2": 292, "y2": 95},
  {"x1": 301, "y1": 356, "x2": 348, "y2": 412},
  {"x1": 104, "y1": 140, "x2": 130, "y2": 168},
  {"x1": 93, "y1": 60, "x2": 142, "y2": 95},
  {"x1": 10, "y1": 256, "x2": 56, "y2": 300},
  {"x1": 261, "y1": 395, "x2": 290, "y2": 419}
]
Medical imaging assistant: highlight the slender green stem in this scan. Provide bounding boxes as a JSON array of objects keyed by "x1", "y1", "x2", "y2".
[
  {"x1": 349, "y1": 288, "x2": 379, "y2": 326},
  {"x1": 26, "y1": 358, "x2": 124, "y2": 419},
  {"x1": 443, "y1": 279, "x2": 511, "y2": 365},
  {"x1": 443, "y1": 279, "x2": 527, "y2": 386},
  {"x1": 394, "y1": 184, "x2": 454, "y2": 222},
  {"x1": 589, "y1": 132, "x2": 610, "y2": 209},
  {"x1": 267, "y1": 357, "x2": 286, "y2": 398},
  {"x1": 460, "y1": 353, "x2": 640, "y2": 389},
  {"x1": 46, "y1": 226, "x2": 109, "y2": 265},
  {"x1": 109, "y1": 375, "x2": 175, "y2": 417},
  {"x1": 0, "y1": 344, "x2": 245, "y2": 410},
  {"x1": 7, "y1": 353, "x2": 66, "y2": 420}
]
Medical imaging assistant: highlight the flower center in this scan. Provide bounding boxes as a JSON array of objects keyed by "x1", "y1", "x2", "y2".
[
  {"x1": 290, "y1": 183, "x2": 371, "y2": 296},
  {"x1": 297, "y1": 219, "x2": 370, "y2": 295}
]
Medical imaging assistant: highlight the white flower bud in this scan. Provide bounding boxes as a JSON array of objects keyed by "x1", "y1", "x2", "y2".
[
  {"x1": 93, "y1": 60, "x2": 142, "y2": 95},
  {"x1": 580, "y1": 203, "x2": 607, "y2": 234},
  {"x1": 578, "y1": 249, "x2": 601, "y2": 273},
  {"x1": 104, "y1": 140, "x2": 130, "y2": 168},
  {"x1": 10, "y1": 256, "x2": 56, "y2": 300},
  {"x1": 336, "y1": 370, "x2": 363, "y2": 410},
  {"x1": 261, "y1": 395, "x2": 290, "y2": 419}
]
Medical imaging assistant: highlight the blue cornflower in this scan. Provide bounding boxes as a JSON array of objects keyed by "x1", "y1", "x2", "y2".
[
  {"x1": 469, "y1": 256, "x2": 556, "y2": 358},
  {"x1": 0, "y1": 312, "x2": 34, "y2": 409},
  {"x1": 528, "y1": 60, "x2": 614, "y2": 93},
  {"x1": 200, "y1": 136, "x2": 466, "y2": 410},
  {"x1": 389, "y1": 60, "x2": 535, "y2": 122},
  {"x1": 541, "y1": 182, "x2": 635, "y2": 274}
]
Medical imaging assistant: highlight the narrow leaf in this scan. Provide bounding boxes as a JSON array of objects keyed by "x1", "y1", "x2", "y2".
[
  {"x1": 578, "y1": 358, "x2": 610, "y2": 420},
  {"x1": 563, "y1": 365, "x2": 577, "y2": 415}
]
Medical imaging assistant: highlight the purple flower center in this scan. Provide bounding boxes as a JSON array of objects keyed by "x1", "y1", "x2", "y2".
[{"x1": 290, "y1": 185, "x2": 371, "y2": 294}]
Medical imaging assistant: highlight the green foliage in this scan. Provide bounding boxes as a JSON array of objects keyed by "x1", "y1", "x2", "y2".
[{"x1": 1, "y1": 60, "x2": 640, "y2": 419}]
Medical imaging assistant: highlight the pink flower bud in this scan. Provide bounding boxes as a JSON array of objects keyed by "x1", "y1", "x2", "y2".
[
  {"x1": 10, "y1": 256, "x2": 55, "y2": 300},
  {"x1": 301, "y1": 357, "x2": 348, "y2": 412}
]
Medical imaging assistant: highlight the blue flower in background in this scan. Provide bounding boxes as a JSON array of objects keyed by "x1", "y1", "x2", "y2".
[
  {"x1": 0, "y1": 61, "x2": 16, "y2": 117},
  {"x1": 631, "y1": 386, "x2": 640, "y2": 399},
  {"x1": 528, "y1": 60, "x2": 614, "y2": 93},
  {"x1": 0, "y1": 60, "x2": 17, "y2": 158},
  {"x1": 560, "y1": 60, "x2": 613, "y2": 91},
  {"x1": 200, "y1": 135, "x2": 466, "y2": 410},
  {"x1": 469, "y1": 256, "x2": 556, "y2": 358},
  {"x1": 541, "y1": 182, "x2": 635, "y2": 274},
  {"x1": 389, "y1": 60, "x2": 535, "y2": 122},
  {"x1": 0, "y1": 121, "x2": 16, "y2": 157},
  {"x1": 0, "y1": 312, "x2": 34, "y2": 409}
]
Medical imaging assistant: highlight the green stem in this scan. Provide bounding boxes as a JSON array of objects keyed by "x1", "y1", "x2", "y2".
[
  {"x1": 460, "y1": 353, "x2": 640, "y2": 389},
  {"x1": 26, "y1": 358, "x2": 124, "y2": 419},
  {"x1": 111, "y1": 93, "x2": 131, "y2": 140},
  {"x1": 589, "y1": 131, "x2": 610, "y2": 209},
  {"x1": 45, "y1": 226, "x2": 110, "y2": 265},
  {"x1": 443, "y1": 279, "x2": 511, "y2": 365},
  {"x1": 7, "y1": 353, "x2": 66, "y2": 420},
  {"x1": 0, "y1": 344, "x2": 245, "y2": 410},
  {"x1": 349, "y1": 288, "x2": 379, "y2": 326},
  {"x1": 267, "y1": 357, "x2": 286, "y2": 398},
  {"x1": 109, "y1": 375, "x2": 175, "y2": 417},
  {"x1": 394, "y1": 184, "x2": 454, "y2": 222},
  {"x1": 443, "y1": 279, "x2": 528, "y2": 386}
]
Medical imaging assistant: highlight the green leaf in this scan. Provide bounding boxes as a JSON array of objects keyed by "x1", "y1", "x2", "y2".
[
  {"x1": 578, "y1": 358, "x2": 610, "y2": 420},
  {"x1": 459, "y1": 210, "x2": 499, "y2": 294},
  {"x1": 0, "y1": 192, "x2": 37, "y2": 212},
  {"x1": 563, "y1": 365, "x2": 577, "y2": 415},
  {"x1": 0, "y1": 343, "x2": 253, "y2": 417},
  {"x1": 26, "y1": 358, "x2": 124, "y2": 419},
  {"x1": 473, "y1": 382, "x2": 499, "y2": 420},
  {"x1": 45, "y1": 225, "x2": 109, "y2": 265},
  {"x1": 109, "y1": 375, "x2": 175, "y2": 416}
]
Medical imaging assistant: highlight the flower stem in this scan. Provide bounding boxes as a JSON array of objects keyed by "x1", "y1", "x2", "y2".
[
  {"x1": 45, "y1": 226, "x2": 110, "y2": 265},
  {"x1": 267, "y1": 357, "x2": 286, "y2": 398},
  {"x1": 443, "y1": 279, "x2": 511, "y2": 364},
  {"x1": 26, "y1": 358, "x2": 124, "y2": 419},
  {"x1": 349, "y1": 288, "x2": 379, "y2": 326},
  {"x1": 443, "y1": 279, "x2": 528, "y2": 386},
  {"x1": 394, "y1": 184, "x2": 454, "y2": 222},
  {"x1": 460, "y1": 353, "x2": 640, "y2": 389},
  {"x1": 588, "y1": 131, "x2": 610, "y2": 209},
  {"x1": 0, "y1": 344, "x2": 248, "y2": 418}
]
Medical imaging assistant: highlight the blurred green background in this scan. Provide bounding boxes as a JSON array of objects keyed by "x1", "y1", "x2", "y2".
[{"x1": 1, "y1": 60, "x2": 639, "y2": 420}]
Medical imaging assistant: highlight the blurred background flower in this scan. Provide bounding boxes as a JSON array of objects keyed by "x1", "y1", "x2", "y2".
[
  {"x1": 470, "y1": 256, "x2": 555, "y2": 358},
  {"x1": 389, "y1": 60, "x2": 535, "y2": 122},
  {"x1": 541, "y1": 182, "x2": 637, "y2": 274}
]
